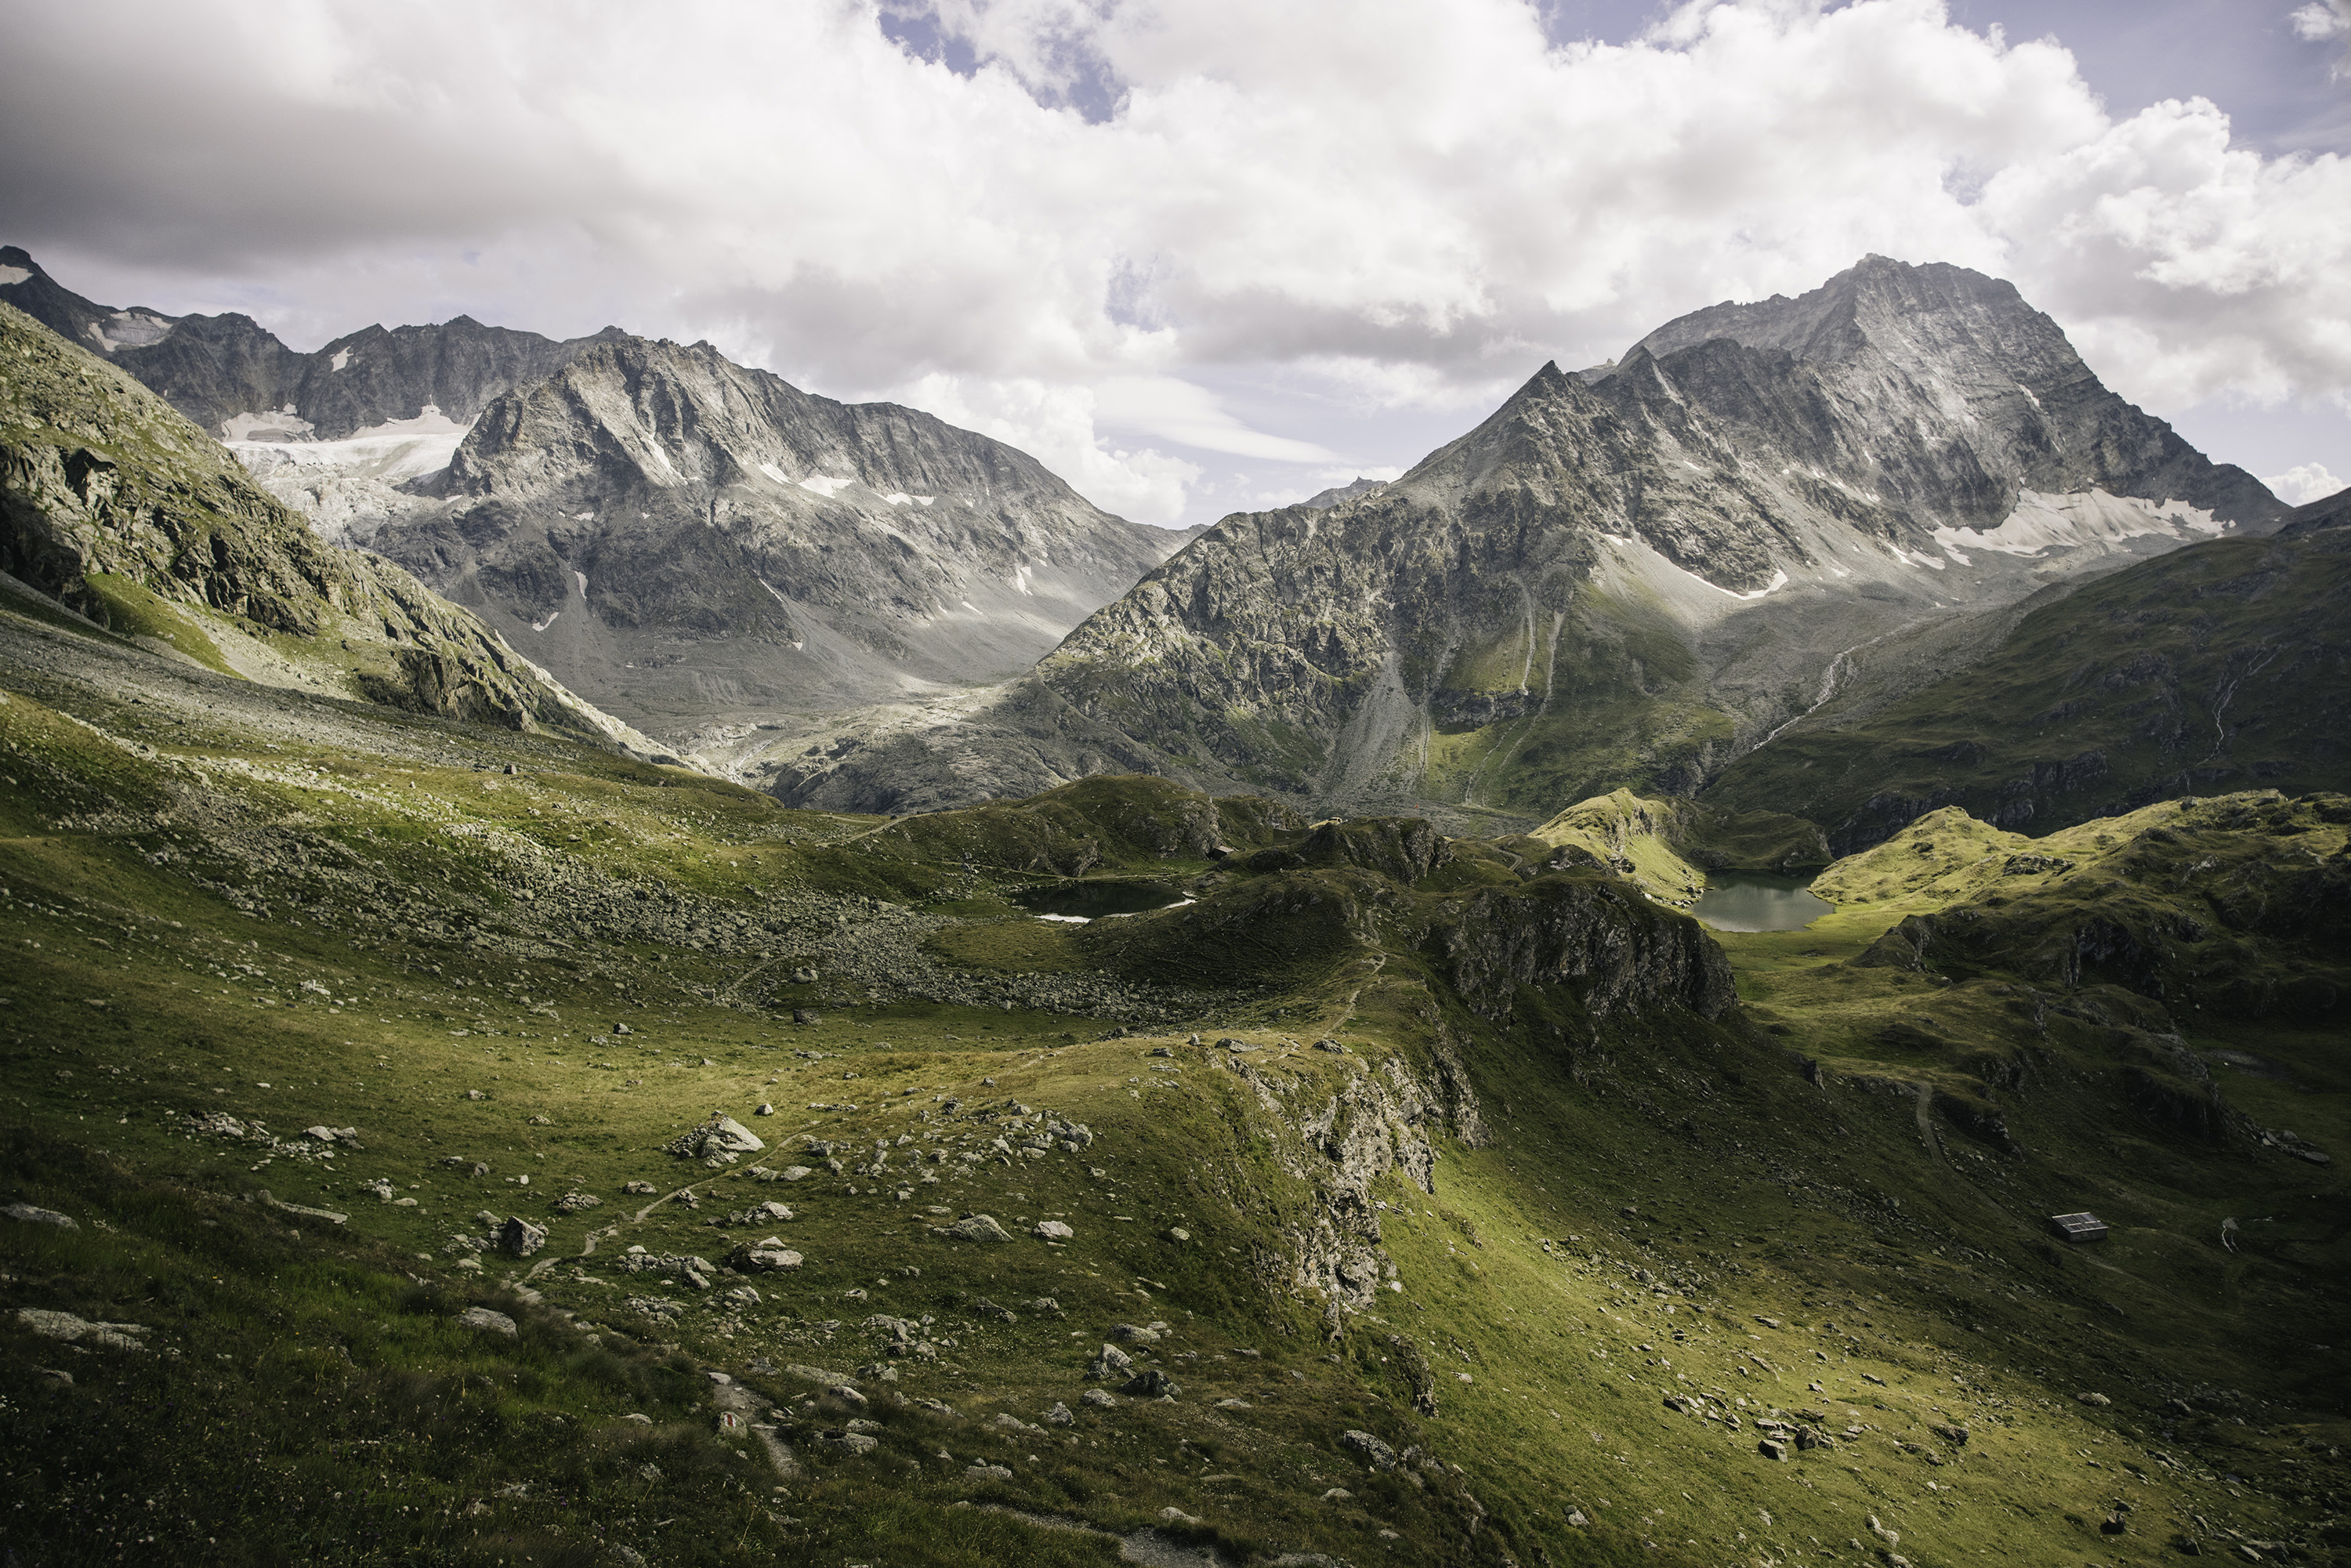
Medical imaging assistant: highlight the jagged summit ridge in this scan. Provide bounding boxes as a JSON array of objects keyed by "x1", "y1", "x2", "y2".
[{"x1": 0, "y1": 245, "x2": 618, "y2": 440}]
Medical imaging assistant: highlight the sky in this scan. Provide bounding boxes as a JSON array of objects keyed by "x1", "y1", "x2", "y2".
[{"x1": 2, "y1": 0, "x2": 2347, "y2": 527}]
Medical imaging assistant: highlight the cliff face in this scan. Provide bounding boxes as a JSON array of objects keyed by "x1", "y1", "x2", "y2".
[
  {"x1": 0, "y1": 302, "x2": 646, "y2": 744},
  {"x1": 780, "y1": 257, "x2": 2282, "y2": 820}
]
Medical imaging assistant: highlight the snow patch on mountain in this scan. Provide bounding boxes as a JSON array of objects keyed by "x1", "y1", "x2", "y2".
[
  {"x1": 220, "y1": 409, "x2": 317, "y2": 443},
  {"x1": 1933, "y1": 489, "x2": 2224, "y2": 558},
  {"x1": 86, "y1": 310, "x2": 172, "y2": 353},
  {"x1": 227, "y1": 406, "x2": 472, "y2": 487}
]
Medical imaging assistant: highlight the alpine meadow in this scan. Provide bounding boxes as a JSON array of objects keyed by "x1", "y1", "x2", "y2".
[{"x1": 2, "y1": 4, "x2": 2349, "y2": 1566}]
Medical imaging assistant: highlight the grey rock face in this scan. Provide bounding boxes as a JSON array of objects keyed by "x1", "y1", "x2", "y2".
[{"x1": 782, "y1": 257, "x2": 2284, "y2": 820}]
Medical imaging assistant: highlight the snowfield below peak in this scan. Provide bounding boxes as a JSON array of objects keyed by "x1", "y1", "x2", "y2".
[{"x1": 1933, "y1": 488, "x2": 2226, "y2": 559}]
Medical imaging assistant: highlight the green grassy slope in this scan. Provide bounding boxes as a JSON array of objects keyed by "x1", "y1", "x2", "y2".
[
  {"x1": 2, "y1": 601, "x2": 2346, "y2": 1565},
  {"x1": 1701, "y1": 526, "x2": 2351, "y2": 853}
]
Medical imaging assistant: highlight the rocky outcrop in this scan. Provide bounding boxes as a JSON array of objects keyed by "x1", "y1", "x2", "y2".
[
  {"x1": 0, "y1": 301, "x2": 646, "y2": 744},
  {"x1": 1429, "y1": 875, "x2": 1737, "y2": 1023},
  {"x1": 785, "y1": 256, "x2": 2283, "y2": 819}
]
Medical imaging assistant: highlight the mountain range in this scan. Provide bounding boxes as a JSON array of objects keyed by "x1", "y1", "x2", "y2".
[
  {"x1": 0, "y1": 248, "x2": 1190, "y2": 762},
  {"x1": 9, "y1": 246, "x2": 2330, "y2": 855}
]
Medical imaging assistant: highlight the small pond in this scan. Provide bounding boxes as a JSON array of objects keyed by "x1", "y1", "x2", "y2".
[
  {"x1": 1692, "y1": 874, "x2": 1832, "y2": 932},
  {"x1": 1013, "y1": 878, "x2": 1190, "y2": 922}
]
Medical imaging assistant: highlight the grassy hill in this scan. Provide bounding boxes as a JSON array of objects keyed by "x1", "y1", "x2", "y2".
[{"x1": 1700, "y1": 520, "x2": 2351, "y2": 854}]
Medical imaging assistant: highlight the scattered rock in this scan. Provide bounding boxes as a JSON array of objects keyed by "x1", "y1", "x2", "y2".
[
  {"x1": 1046, "y1": 1402, "x2": 1074, "y2": 1425},
  {"x1": 552, "y1": 1192, "x2": 602, "y2": 1214},
  {"x1": 2078, "y1": 1392, "x2": 2113, "y2": 1407},
  {"x1": 1033, "y1": 1219, "x2": 1074, "y2": 1241},
  {"x1": 793, "y1": 1009, "x2": 819, "y2": 1025},
  {"x1": 945, "y1": 1213, "x2": 1012, "y2": 1244},
  {"x1": 1159, "y1": 1507, "x2": 1201, "y2": 1525},
  {"x1": 1314, "y1": 1038, "x2": 1346, "y2": 1052},
  {"x1": 1081, "y1": 1389, "x2": 1116, "y2": 1408},
  {"x1": 1089, "y1": 1343, "x2": 1135, "y2": 1380},
  {"x1": 2, "y1": 1203, "x2": 78, "y2": 1229},
  {"x1": 821, "y1": 1429, "x2": 878, "y2": 1455},
  {"x1": 496, "y1": 1217, "x2": 548, "y2": 1257},
  {"x1": 35, "y1": 1367, "x2": 73, "y2": 1388},
  {"x1": 1123, "y1": 1368, "x2": 1181, "y2": 1400},
  {"x1": 612, "y1": 1023, "x2": 632, "y2": 1035},
  {"x1": 1168, "y1": 1226, "x2": 1191, "y2": 1243},
  {"x1": 1110, "y1": 1323, "x2": 1161, "y2": 1344},
  {"x1": 728, "y1": 1246, "x2": 804, "y2": 1273},
  {"x1": 755, "y1": 1103, "x2": 774, "y2": 1117},
  {"x1": 965, "y1": 1464, "x2": 1013, "y2": 1483},
  {"x1": 1342, "y1": 1430, "x2": 1399, "y2": 1471},
  {"x1": 15, "y1": 1308, "x2": 148, "y2": 1353},
  {"x1": 665, "y1": 1115, "x2": 766, "y2": 1160},
  {"x1": 1759, "y1": 1439, "x2": 1788, "y2": 1461},
  {"x1": 458, "y1": 1307, "x2": 519, "y2": 1338},
  {"x1": 621, "y1": 1181, "x2": 658, "y2": 1195},
  {"x1": 462, "y1": 1089, "x2": 487, "y2": 1101}
]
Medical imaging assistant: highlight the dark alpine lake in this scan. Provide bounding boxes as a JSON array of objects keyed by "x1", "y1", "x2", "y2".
[{"x1": 1692, "y1": 875, "x2": 1832, "y2": 932}]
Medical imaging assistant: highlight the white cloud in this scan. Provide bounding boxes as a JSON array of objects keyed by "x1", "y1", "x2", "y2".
[
  {"x1": 2293, "y1": 2, "x2": 2350, "y2": 41},
  {"x1": 1092, "y1": 377, "x2": 1336, "y2": 462},
  {"x1": 5, "y1": 0, "x2": 2349, "y2": 524},
  {"x1": 2261, "y1": 461, "x2": 2346, "y2": 505},
  {"x1": 2291, "y1": 1, "x2": 2351, "y2": 81},
  {"x1": 897, "y1": 372, "x2": 1201, "y2": 526}
]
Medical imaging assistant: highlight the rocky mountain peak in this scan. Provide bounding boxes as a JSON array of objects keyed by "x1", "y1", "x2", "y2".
[{"x1": 773, "y1": 257, "x2": 2290, "y2": 821}]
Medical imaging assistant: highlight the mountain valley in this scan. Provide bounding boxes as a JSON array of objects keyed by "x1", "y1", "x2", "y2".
[{"x1": 1, "y1": 246, "x2": 2346, "y2": 1568}]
